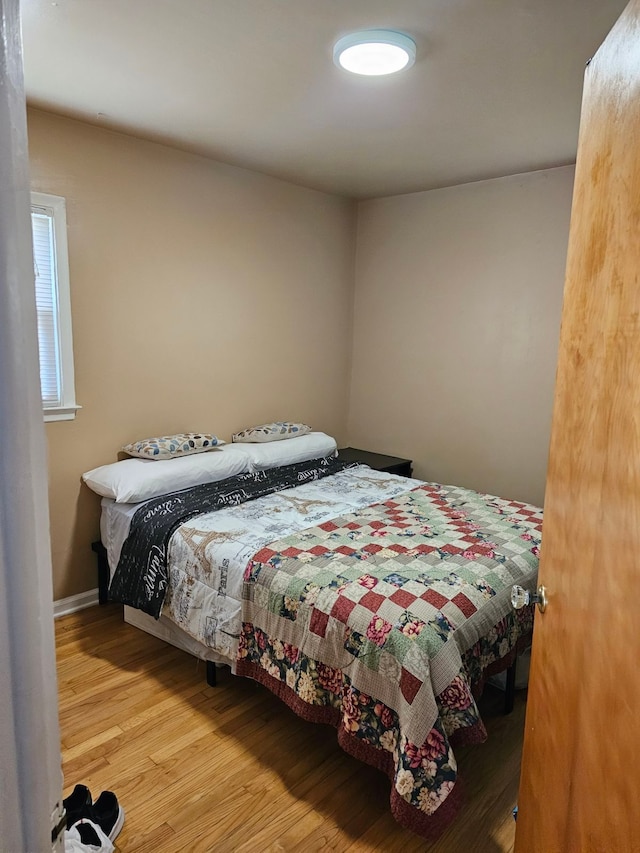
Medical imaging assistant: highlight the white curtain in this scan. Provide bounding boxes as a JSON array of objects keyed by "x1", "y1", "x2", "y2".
[{"x1": 0, "y1": 0, "x2": 64, "y2": 849}]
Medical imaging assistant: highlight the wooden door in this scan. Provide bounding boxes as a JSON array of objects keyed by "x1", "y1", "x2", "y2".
[{"x1": 515, "y1": 3, "x2": 640, "y2": 851}]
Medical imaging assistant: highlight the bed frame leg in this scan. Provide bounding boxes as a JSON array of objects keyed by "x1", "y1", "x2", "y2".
[
  {"x1": 91, "y1": 540, "x2": 110, "y2": 605},
  {"x1": 206, "y1": 661, "x2": 217, "y2": 688},
  {"x1": 504, "y1": 659, "x2": 517, "y2": 715}
]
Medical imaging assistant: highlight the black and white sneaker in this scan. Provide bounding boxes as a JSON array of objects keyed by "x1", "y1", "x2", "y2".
[
  {"x1": 66, "y1": 819, "x2": 114, "y2": 853},
  {"x1": 63, "y1": 784, "x2": 92, "y2": 830},
  {"x1": 89, "y1": 791, "x2": 125, "y2": 842}
]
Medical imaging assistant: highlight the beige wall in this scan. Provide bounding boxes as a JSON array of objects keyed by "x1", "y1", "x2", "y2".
[
  {"x1": 28, "y1": 109, "x2": 356, "y2": 600},
  {"x1": 28, "y1": 109, "x2": 574, "y2": 597},
  {"x1": 347, "y1": 165, "x2": 575, "y2": 507}
]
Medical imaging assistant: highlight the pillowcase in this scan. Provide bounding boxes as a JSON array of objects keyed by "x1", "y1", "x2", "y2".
[
  {"x1": 224, "y1": 432, "x2": 337, "y2": 471},
  {"x1": 232, "y1": 422, "x2": 312, "y2": 443},
  {"x1": 122, "y1": 433, "x2": 224, "y2": 460},
  {"x1": 82, "y1": 449, "x2": 249, "y2": 503}
]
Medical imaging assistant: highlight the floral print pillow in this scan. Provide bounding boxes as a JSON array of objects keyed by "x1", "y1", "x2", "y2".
[
  {"x1": 122, "y1": 433, "x2": 223, "y2": 459},
  {"x1": 232, "y1": 422, "x2": 312, "y2": 443}
]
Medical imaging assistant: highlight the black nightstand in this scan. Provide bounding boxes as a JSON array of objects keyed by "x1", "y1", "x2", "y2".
[{"x1": 337, "y1": 447, "x2": 413, "y2": 478}]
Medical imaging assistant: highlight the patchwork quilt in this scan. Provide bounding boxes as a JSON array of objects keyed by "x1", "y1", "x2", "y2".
[{"x1": 236, "y1": 483, "x2": 542, "y2": 837}]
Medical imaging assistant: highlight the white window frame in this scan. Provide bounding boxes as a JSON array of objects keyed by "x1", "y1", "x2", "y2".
[{"x1": 30, "y1": 192, "x2": 80, "y2": 422}]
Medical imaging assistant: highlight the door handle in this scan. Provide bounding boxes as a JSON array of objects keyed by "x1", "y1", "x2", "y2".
[{"x1": 511, "y1": 584, "x2": 547, "y2": 614}]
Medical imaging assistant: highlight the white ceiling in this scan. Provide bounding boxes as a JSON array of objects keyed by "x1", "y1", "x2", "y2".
[{"x1": 21, "y1": 0, "x2": 627, "y2": 199}]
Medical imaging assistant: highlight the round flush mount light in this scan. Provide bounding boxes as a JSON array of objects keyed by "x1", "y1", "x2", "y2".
[{"x1": 333, "y1": 30, "x2": 416, "y2": 76}]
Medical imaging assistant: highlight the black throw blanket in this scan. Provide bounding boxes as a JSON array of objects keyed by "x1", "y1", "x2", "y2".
[{"x1": 109, "y1": 455, "x2": 353, "y2": 618}]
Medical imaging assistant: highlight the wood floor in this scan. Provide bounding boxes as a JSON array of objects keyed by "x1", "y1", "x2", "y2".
[{"x1": 56, "y1": 605, "x2": 526, "y2": 853}]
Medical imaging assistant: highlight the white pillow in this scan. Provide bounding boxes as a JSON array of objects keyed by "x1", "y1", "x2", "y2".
[
  {"x1": 82, "y1": 449, "x2": 250, "y2": 503},
  {"x1": 223, "y1": 432, "x2": 337, "y2": 472}
]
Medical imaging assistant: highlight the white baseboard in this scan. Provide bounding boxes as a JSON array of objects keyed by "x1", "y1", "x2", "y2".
[{"x1": 53, "y1": 588, "x2": 99, "y2": 619}]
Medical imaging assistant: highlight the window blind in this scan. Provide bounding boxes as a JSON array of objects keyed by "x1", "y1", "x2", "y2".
[{"x1": 31, "y1": 209, "x2": 62, "y2": 407}]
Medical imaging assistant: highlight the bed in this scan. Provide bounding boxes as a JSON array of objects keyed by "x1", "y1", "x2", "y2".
[{"x1": 88, "y1": 443, "x2": 541, "y2": 839}]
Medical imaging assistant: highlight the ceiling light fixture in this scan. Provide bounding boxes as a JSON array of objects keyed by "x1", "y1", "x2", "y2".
[{"x1": 333, "y1": 30, "x2": 416, "y2": 76}]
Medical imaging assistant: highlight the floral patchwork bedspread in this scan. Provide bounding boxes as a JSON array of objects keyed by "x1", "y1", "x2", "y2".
[{"x1": 236, "y1": 482, "x2": 542, "y2": 837}]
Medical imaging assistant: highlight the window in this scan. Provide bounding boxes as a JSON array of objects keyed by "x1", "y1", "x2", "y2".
[{"x1": 30, "y1": 192, "x2": 79, "y2": 421}]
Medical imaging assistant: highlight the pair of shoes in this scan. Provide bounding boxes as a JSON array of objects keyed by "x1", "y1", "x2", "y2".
[
  {"x1": 65, "y1": 819, "x2": 114, "y2": 853},
  {"x1": 63, "y1": 785, "x2": 125, "y2": 842}
]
